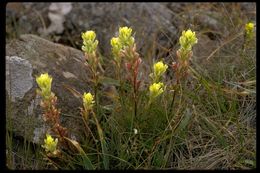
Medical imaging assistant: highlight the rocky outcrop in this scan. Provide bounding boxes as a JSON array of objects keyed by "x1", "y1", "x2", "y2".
[
  {"x1": 6, "y1": 3, "x2": 178, "y2": 59},
  {"x1": 6, "y1": 34, "x2": 91, "y2": 144}
]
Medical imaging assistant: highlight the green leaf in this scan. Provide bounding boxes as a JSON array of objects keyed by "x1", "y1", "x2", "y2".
[{"x1": 96, "y1": 122, "x2": 109, "y2": 169}]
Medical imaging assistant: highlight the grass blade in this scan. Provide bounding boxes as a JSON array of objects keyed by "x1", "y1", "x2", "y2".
[{"x1": 64, "y1": 137, "x2": 94, "y2": 170}]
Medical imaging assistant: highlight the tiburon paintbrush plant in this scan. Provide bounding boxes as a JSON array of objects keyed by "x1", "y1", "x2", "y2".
[{"x1": 35, "y1": 26, "x2": 202, "y2": 170}]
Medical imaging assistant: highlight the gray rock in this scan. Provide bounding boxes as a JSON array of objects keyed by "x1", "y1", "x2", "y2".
[
  {"x1": 65, "y1": 3, "x2": 177, "y2": 55},
  {"x1": 6, "y1": 3, "x2": 180, "y2": 69},
  {"x1": 42, "y1": 3, "x2": 73, "y2": 35},
  {"x1": 6, "y1": 34, "x2": 91, "y2": 144},
  {"x1": 6, "y1": 56, "x2": 33, "y2": 102}
]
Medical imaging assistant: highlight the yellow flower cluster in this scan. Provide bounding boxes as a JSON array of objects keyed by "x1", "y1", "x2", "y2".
[
  {"x1": 245, "y1": 22, "x2": 254, "y2": 34},
  {"x1": 111, "y1": 26, "x2": 135, "y2": 62},
  {"x1": 153, "y1": 61, "x2": 168, "y2": 81},
  {"x1": 149, "y1": 61, "x2": 167, "y2": 102},
  {"x1": 245, "y1": 22, "x2": 255, "y2": 40},
  {"x1": 179, "y1": 29, "x2": 198, "y2": 51},
  {"x1": 83, "y1": 92, "x2": 95, "y2": 111},
  {"x1": 42, "y1": 134, "x2": 58, "y2": 154},
  {"x1": 118, "y1": 26, "x2": 135, "y2": 47},
  {"x1": 149, "y1": 82, "x2": 164, "y2": 100},
  {"x1": 82, "y1": 30, "x2": 99, "y2": 54},
  {"x1": 36, "y1": 73, "x2": 52, "y2": 99},
  {"x1": 111, "y1": 37, "x2": 122, "y2": 61}
]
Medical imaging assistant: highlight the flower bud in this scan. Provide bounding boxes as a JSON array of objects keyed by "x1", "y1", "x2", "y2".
[
  {"x1": 153, "y1": 61, "x2": 168, "y2": 78},
  {"x1": 133, "y1": 128, "x2": 138, "y2": 135},
  {"x1": 118, "y1": 26, "x2": 135, "y2": 47},
  {"x1": 149, "y1": 82, "x2": 164, "y2": 100},
  {"x1": 42, "y1": 134, "x2": 58, "y2": 154},
  {"x1": 179, "y1": 29, "x2": 198, "y2": 51},
  {"x1": 36, "y1": 73, "x2": 52, "y2": 99},
  {"x1": 82, "y1": 30, "x2": 99, "y2": 54},
  {"x1": 111, "y1": 37, "x2": 122, "y2": 61},
  {"x1": 245, "y1": 22, "x2": 255, "y2": 40},
  {"x1": 83, "y1": 92, "x2": 95, "y2": 111}
]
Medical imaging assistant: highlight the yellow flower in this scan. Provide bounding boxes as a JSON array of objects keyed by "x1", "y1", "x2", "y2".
[
  {"x1": 153, "y1": 61, "x2": 168, "y2": 78},
  {"x1": 111, "y1": 37, "x2": 122, "y2": 58},
  {"x1": 36, "y1": 73, "x2": 52, "y2": 90},
  {"x1": 179, "y1": 29, "x2": 198, "y2": 51},
  {"x1": 118, "y1": 26, "x2": 135, "y2": 47},
  {"x1": 42, "y1": 134, "x2": 58, "y2": 154},
  {"x1": 82, "y1": 30, "x2": 96, "y2": 42},
  {"x1": 149, "y1": 82, "x2": 164, "y2": 100},
  {"x1": 83, "y1": 92, "x2": 95, "y2": 111},
  {"x1": 111, "y1": 37, "x2": 120, "y2": 47},
  {"x1": 82, "y1": 30, "x2": 99, "y2": 54},
  {"x1": 245, "y1": 22, "x2": 254, "y2": 33},
  {"x1": 36, "y1": 73, "x2": 52, "y2": 98},
  {"x1": 119, "y1": 26, "x2": 132, "y2": 39},
  {"x1": 245, "y1": 22, "x2": 255, "y2": 40}
]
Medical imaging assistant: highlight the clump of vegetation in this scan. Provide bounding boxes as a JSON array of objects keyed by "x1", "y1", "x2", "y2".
[
  {"x1": 6, "y1": 4, "x2": 256, "y2": 170},
  {"x1": 31, "y1": 22, "x2": 255, "y2": 169}
]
